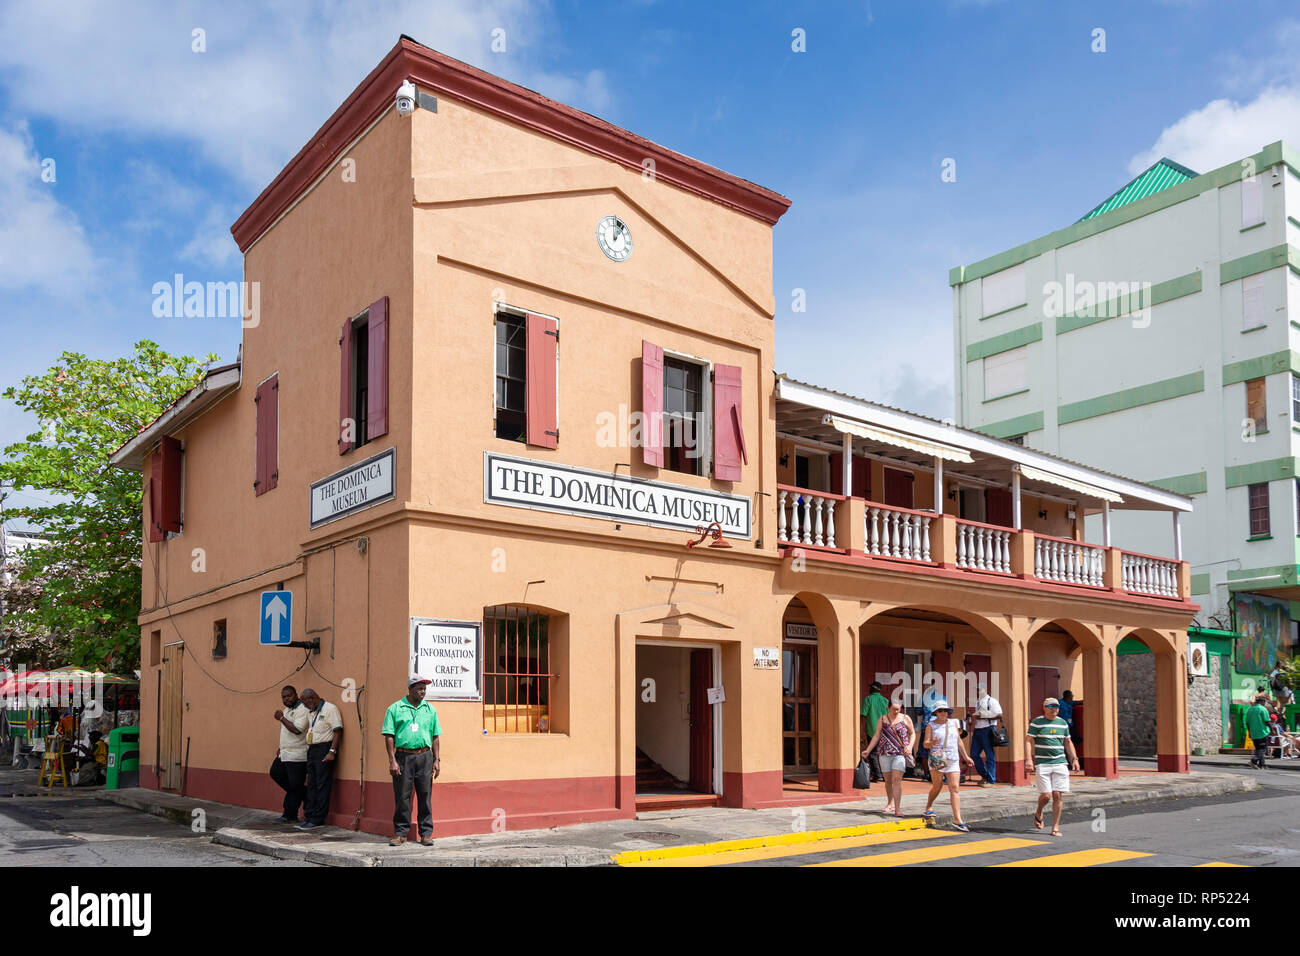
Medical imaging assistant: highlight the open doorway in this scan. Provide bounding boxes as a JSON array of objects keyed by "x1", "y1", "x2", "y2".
[{"x1": 635, "y1": 642, "x2": 720, "y2": 809}]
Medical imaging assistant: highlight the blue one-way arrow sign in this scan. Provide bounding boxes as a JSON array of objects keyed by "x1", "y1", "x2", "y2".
[{"x1": 260, "y1": 590, "x2": 293, "y2": 646}]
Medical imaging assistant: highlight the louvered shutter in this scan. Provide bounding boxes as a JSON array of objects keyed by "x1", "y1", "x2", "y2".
[
  {"x1": 367, "y1": 297, "x2": 389, "y2": 440},
  {"x1": 338, "y1": 318, "x2": 353, "y2": 454},
  {"x1": 712, "y1": 364, "x2": 745, "y2": 481},
  {"x1": 159, "y1": 435, "x2": 183, "y2": 532},
  {"x1": 641, "y1": 341, "x2": 664, "y2": 466},
  {"x1": 525, "y1": 313, "x2": 558, "y2": 448}
]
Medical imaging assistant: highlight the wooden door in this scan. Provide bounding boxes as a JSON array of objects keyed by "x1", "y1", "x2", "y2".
[
  {"x1": 688, "y1": 649, "x2": 713, "y2": 793},
  {"x1": 782, "y1": 642, "x2": 818, "y2": 772},
  {"x1": 1029, "y1": 666, "x2": 1060, "y2": 716},
  {"x1": 883, "y1": 468, "x2": 914, "y2": 509},
  {"x1": 159, "y1": 643, "x2": 184, "y2": 790}
]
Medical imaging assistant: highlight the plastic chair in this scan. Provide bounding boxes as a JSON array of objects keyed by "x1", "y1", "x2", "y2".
[{"x1": 38, "y1": 736, "x2": 68, "y2": 788}]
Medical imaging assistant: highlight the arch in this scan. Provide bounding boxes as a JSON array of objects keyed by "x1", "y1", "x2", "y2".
[
  {"x1": 859, "y1": 602, "x2": 1013, "y2": 645},
  {"x1": 1027, "y1": 617, "x2": 1104, "y2": 651},
  {"x1": 1112, "y1": 627, "x2": 1188, "y2": 772},
  {"x1": 1116, "y1": 626, "x2": 1178, "y2": 656}
]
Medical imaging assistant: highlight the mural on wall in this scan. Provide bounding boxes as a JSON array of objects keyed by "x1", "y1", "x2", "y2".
[{"x1": 1233, "y1": 593, "x2": 1289, "y2": 675}]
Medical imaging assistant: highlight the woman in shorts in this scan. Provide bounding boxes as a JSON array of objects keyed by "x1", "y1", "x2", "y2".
[
  {"x1": 861, "y1": 700, "x2": 916, "y2": 816},
  {"x1": 920, "y1": 699, "x2": 975, "y2": 831}
]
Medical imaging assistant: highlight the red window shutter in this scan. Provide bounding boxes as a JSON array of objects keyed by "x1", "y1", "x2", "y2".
[
  {"x1": 985, "y1": 488, "x2": 1013, "y2": 527},
  {"x1": 641, "y1": 341, "x2": 664, "y2": 467},
  {"x1": 338, "y1": 317, "x2": 353, "y2": 455},
  {"x1": 367, "y1": 296, "x2": 389, "y2": 441},
  {"x1": 147, "y1": 453, "x2": 163, "y2": 542},
  {"x1": 852, "y1": 457, "x2": 871, "y2": 499},
  {"x1": 712, "y1": 364, "x2": 745, "y2": 481},
  {"x1": 159, "y1": 435, "x2": 183, "y2": 532},
  {"x1": 525, "y1": 313, "x2": 558, "y2": 448},
  {"x1": 883, "y1": 468, "x2": 914, "y2": 508},
  {"x1": 828, "y1": 453, "x2": 843, "y2": 495},
  {"x1": 255, "y1": 375, "x2": 278, "y2": 496}
]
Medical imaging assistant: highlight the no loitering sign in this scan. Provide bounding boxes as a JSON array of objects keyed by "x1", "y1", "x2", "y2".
[{"x1": 310, "y1": 447, "x2": 396, "y2": 529}]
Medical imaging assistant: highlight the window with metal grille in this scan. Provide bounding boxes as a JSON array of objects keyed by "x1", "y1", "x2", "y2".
[
  {"x1": 483, "y1": 605, "x2": 555, "y2": 733},
  {"x1": 1248, "y1": 482, "x2": 1270, "y2": 537},
  {"x1": 494, "y1": 314, "x2": 526, "y2": 441},
  {"x1": 664, "y1": 356, "x2": 703, "y2": 475}
]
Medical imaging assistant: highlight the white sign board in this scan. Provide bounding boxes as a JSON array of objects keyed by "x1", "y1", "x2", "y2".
[
  {"x1": 753, "y1": 647, "x2": 780, "y2": 669},
  {"x1": 410, "y1": 618, "x2": 482, "y2": 700},
  {"x1": 310, "y1": 447, "x2": 396, "y2": 530},
  {"x1": 706, "y1": 686, "x2": 726, "y2": 705},
  {"x1": 1188, "y1": 642, "x2": 1209, "y2": 677},
  {"x1": 484, "y1": 452, "x2": 751, "y2": 538},
  {"x1": 784, "y1": 622, "x2": 818, "y2": 641}
]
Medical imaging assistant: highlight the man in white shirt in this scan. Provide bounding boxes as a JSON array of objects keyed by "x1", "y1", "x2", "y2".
[
  {"x1": 970, "y1": 683, "x2": 1003, "y2": 786},
  {"x1": 297, "y1": 687, "x2": 344, "y2": 830},
  {"x1": 270, "y1": 685, "x2": 311, "y2": 823}
]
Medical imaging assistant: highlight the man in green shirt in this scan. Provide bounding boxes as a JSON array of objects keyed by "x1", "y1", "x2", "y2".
[
  {"x1": 382, "y1": 676, "x2": 443, "y2": 846},
  {"x1": 1025, "y1": 697, "x2": 1079, "y2": 837},
  {"x1": 860, "y1": 681, "x2": 890, "y2": 782},
  {"x1": 1245, "y1": 694, "x2": 1272, "y2": 769}
]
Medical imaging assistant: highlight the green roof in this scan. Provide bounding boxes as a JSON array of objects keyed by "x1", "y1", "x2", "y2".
[{"x1": 1078, "y1": 158, "x2": 1198, "y2": 222}]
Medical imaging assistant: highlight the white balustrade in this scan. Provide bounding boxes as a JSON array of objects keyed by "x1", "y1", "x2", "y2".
[
  {"x1": 777, "y1": 487, "x2": 837, "y2": 548},
  {"x1": 1034, "y1": 536, "x2": 1104, "y2": 587},
  {"x1": 1121, "y1": 552, "x2": 1179, "y2": 598},
  {"x1": 865, "y1": 504, "x2": 932, "y2": 562},
  {"x1": 955, "y1": 521, "x2": 1011, "y2": 573}
]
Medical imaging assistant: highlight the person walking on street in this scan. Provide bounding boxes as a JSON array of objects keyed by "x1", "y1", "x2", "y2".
[
  {"x1": 920, "y1": 700, "x2": 975, "y2": 831},
  {"x1": 1026, "y1": 697, "x2": 1080, "y2": 837},
  {"x1": 296, "y1": 687, "x2": 344, "y2": 831},
  {"x1": 383, "y1": 676, "x2": 443, "y2": 846},
  {"x1": 270, "y1": 685, "x2": 310, "y2": 823},
  {"x1": 861, "y1": 699, "x2": 916, "y2": 816},
  {"x1": 860, "y1": 681, "x2": 890, "y2": 782},
  {"x1": 970, "y1": 683, "x2": 1002, "y2": 787},
  {"x1": 1245, "y1": 693, "x2": 1272, "y2": 769}
]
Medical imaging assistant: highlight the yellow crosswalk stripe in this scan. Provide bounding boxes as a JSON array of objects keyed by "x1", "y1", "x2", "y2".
[
  {"x1": 994, "y1": 848, "x2": 1151, "y2": 867},
  {"x1": 808, "y1": 837, "x2": 1047, "y2": 867},
  {"x1": 1195, "y1": 862, "x2": 1245, "y2": 867},
  {"x1": 626, "y1": 827, "x2": 954, "y2": 867}
]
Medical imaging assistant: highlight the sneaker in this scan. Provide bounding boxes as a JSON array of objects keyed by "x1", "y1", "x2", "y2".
[
  {"x1": 420, "y1": 837, "x2": 434, "y2": 847},
  {"x1": 977, "y1": 780, "x2": 989, "y2": 788},
  {"x1": 389, "y1": 836, "x2": 406, "y2": 846},
  {"x1": 274, "y1": 815, "x2": 296, "y2": 824},
  {"x1": 952, "y1": 822, "x2": 970, "y2": 832},
  {"x1": 295, "y1": 821, "x2": 320, "y2": 830},
  {"x1": 921, "y1": 810, "x2": 936, "y2": 819}
]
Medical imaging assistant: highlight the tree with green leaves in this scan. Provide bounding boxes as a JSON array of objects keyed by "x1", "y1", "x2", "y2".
[{"x1": 1, "y1": 341, "x2": 218, "y2": 670}]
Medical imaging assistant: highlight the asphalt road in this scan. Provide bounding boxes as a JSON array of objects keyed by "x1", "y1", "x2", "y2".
[{"x1": 0, "y1": 792, "x2": 308, "y2": 867}]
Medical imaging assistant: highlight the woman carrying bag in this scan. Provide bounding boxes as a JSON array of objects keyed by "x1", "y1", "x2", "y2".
[
  {"x1": 920, "y1": 699, "x2": 975, "y2": 831},
  {"x1": 861, "y1": 700, "x2": 917, "y2": 816}
]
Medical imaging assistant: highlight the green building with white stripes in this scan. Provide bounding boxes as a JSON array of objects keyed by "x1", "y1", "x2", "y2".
[{"x1": 952, "y1": 141, "x2": 1300, "y2": 692}]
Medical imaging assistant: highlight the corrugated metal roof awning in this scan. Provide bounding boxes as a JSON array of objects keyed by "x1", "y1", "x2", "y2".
[
  {"x1": 823, "y1": 415, "x2": 973, "y2": 463},
  {"x1": 1019, "y1": 463, "x2": 1124, "y2": 504}
]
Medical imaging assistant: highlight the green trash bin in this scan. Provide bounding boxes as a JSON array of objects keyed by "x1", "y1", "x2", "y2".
[{"x1": 106, "y1": 725, "x2": 140, "y2": 790}]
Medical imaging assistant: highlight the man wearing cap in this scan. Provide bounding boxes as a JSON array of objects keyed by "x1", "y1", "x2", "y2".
[
  {"x1": 382, "y1": 676, "x2": 443, "y2": 846},
  {"x1": 1245, "y1": 693, "x2": 1272, "y2": 769},
  {"x1": 1026, "y1": 697, "x2": 1080, "y2": 837},
  {"x1": 970, "y1": 682, "x2": 1003, "y2": 787}
]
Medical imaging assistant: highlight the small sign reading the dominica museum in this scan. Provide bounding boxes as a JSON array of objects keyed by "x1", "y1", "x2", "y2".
[
  {"x1": 484, "y1": 452, "x2": 752, "y2": 538},
  {"x1": 309, "y1": 447, "x2": 396, "y2": 529}
]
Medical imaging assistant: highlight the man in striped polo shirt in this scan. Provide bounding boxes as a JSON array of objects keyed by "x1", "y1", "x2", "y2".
[{"x1": 1025, "y1": 697, "x2": 1080, "y2": 837}]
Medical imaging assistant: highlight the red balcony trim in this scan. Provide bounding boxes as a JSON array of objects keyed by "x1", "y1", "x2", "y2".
[{"x1": 777, "y1": 483, "x2": 847, "y2": 502}]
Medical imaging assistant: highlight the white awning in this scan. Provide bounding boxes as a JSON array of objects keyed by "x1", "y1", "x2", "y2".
[
  {"x1": 823, "y1": 415, "x2": 973, "y2": 463},
  {"x1": 1018, "y1": 464, "x2": 1124, "y2": 504}
]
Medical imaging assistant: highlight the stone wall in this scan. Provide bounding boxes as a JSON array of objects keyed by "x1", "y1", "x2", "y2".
[
  {"x1": 1117, "y1": 652, "x2": 1156, "y2": 755},
  {"x1": 1187, "y1": 654, "x2": 1223, "y2": 754}
]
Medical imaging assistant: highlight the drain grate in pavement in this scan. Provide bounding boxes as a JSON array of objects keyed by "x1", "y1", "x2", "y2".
[{"x1": 623, "y1": 831, "x2": 680, "y2": 841}]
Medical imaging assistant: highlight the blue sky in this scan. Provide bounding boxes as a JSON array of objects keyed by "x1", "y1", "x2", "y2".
[{"x1": 3, "y1": 0, "x2": 1300, "y2": 525}]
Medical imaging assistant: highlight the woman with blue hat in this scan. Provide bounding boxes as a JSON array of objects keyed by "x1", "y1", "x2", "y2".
[{"x1": 920, "y1": 699, "x2": 976, "y2": 831}]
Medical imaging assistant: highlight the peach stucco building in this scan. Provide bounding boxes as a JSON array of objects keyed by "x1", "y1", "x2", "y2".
[{"x1": 111, "y1": 38, "x2": 1198, "y2": 837}]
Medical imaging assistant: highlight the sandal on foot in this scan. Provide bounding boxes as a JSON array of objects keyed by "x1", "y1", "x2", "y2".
[
  {"x1": 952, "y1": 822, "x2": 970, "y2": 832},
  {"x1": 1051, "y1": 827, "x2": 1062, "y2": 837},
  {"x1": 882, "y1": 804, "x2": 896, "y2": 814},
  {"x1": 921, "y1": 810, "x2": 936, "y2": 819},
  {"x1": 1033, "y1": 811, "x2": 1044, "y2": 830}
]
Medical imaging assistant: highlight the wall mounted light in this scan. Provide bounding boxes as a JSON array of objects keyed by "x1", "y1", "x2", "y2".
[
  {"x1": 686, "y1": 521, "x2": 732, "y2": 549},
  {"x1": 1038, "y1": 509, "x2": 1048, "y2": 520}
]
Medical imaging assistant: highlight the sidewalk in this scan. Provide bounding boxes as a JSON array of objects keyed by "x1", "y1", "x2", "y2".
[
  {"x1": 95, "y1": 768, "x2": 1257, "y2": 867},
  {"x1": 1124, "y1": 753, "x2": 1300, "y2": 772}
]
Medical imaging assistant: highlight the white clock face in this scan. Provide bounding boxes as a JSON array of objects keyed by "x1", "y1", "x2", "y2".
[{"x1": 596, "y1": 215, "x2": 633, "y2": 262}]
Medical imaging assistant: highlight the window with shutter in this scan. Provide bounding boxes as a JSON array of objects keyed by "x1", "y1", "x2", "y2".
[
  {"x1": 524, "y1": 312, "x2": 558, "y2": 448},
  {"x1": 493, "y1": 307, "x2": 559, "y2": 447},
  {"x1": 664, "y1": 355, "x2": 705, "y2": 475},
  {"x1": 367, "y1": 296, "x2": 389, "y2": 442},
  {"x1": 640, "y1": 341, "x2": 664, "y2": 467},
  {"x1": 254, "y1": 373, "x2": 279, "y2": 496},
  {"x1": 1242, "y1": 175, "x2": 1264, "y2": 228},
  {"x1": 1248, "y1": 482, "x2": 1271, "y2": 537},
  {"x1": 883, "y1": 468, "x2": 914, "y2": 509},
  {"x1": 148, "y1": 453, "x2": 163, "y2": 542},
  {"x1": 983, "y1": 346, "x2": 1029, "y2": 400},
  {"x1": 158, "y1": 435, "x2": 183, "y2": 533},
  {"x1": 712, "y1": 363, "x2": 745, "y2": 481},
  {"x1": 1242, "y1": 273, "x2": 1267, "y2": 330}
]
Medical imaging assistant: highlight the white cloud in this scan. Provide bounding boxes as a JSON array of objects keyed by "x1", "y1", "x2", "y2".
[
  {"x1": 0, "y1": 2, "x2": 576, "y2": 189},
  {"x1": 0, "y1": 123, "x2": 100, "y2": 297},
  {"x1": 1128, "y1": 86, "x2": 1300, "y2": 175}
]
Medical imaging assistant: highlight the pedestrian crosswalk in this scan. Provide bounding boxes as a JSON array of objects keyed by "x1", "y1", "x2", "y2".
[{"x1": 615, "y1": 823, "x2": 1239, "y2": 867}]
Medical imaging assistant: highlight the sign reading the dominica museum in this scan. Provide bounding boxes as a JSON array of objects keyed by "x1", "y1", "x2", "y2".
[
  {"x1": 309, "y1": 447, "x2": 396, "y2": 529},
  {"x1": 410, "y1": 618, "x2": 483, "y2": 700},
  {"x1": 484, "y1": 452, "x2": 752, "y2": 538}
]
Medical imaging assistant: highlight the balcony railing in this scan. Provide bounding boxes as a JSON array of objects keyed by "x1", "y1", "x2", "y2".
[
  {"x1": 774, "y1": 485, "x2": 1188, "y2": 602},
  {"x1": 1034, "y1": 533, "x2": 1105, "y2": 588}
]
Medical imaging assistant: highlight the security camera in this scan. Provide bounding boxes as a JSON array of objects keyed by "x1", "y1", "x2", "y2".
[{"x1": 395, "y1": 79, "x2": 416, "y2": 116}]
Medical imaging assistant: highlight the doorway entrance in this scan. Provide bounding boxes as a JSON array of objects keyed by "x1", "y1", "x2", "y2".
[
  {"x1": 782, "y1": 639, "x2": 817, "y2": 773},
  {"x1": 158, "y1": 642, "x2": 184, "y2": 790},
  {"x1": 634, "y1": 642, "x2": 720, "y2": 808}
]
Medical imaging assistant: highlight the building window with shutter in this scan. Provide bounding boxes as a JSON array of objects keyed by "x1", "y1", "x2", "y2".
[
  {"x1": 338, "y1": 296, "x2": 388, "y2": 454},
  {"x1": 1242, "y1": 273, "x2": 1267, "y2": 331},
  {"x1": 1296, "y1": 479, "x2": 1300, "y2": 537},
  {"x1": 482, "y1": 605, "x2": 561, "y2": 733},
  {"x1": 254, "y1": 373, "x2": 279, "y2": 496},
  {"x1": 1248, "y1": 482, "x2": 1270, "y2": 537},
  {"x1": 664, "y1": 356, "x2": 705, "y2": 475},
  {"x1": 1291, "y1": 374, "x2": 1300, "y2": 424},
  {"x1": 493, "y1": 306, "x2": 558, "y2": 448},
  {"x1": 1246, "y1": 377, "x2": 1268, "y2": 434}
]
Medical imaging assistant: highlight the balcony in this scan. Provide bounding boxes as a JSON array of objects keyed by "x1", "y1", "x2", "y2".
[{"x1": 773, "y1": 375, "x2": 1192, "y2": 606}]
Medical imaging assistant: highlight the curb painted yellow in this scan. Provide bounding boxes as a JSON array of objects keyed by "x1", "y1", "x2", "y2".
[{"x1": 610, "y1": 816, "x2": 926, "y2": 865}]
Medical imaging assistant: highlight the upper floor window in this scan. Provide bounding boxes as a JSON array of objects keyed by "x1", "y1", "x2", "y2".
[
  {"x1": 1248, "y1": 482, "x2": 1270, "y2": 537},
  {"x1": 1242, "y1": 273, "x2": 1267, "y2": 331},
  {"x1": 493, "y1": 307, "x2": 557, "y2": 448},
  {"x1": 254, "y1": 373, "x2": 278, "y2": 496},
  {"x1": 664, "y1": 355, "x2": 704, "y2": 475},
  {"x1": 1246, "y1": 377, "x2": 1267, "y2": 435},
  {"x1": 149, "y1": 435, "x2": 184, "y2": 539},
  {"x1": 984, "y1": 346, "x2": 1029, "y2": 400},
  {"x1": 980, "y1": 262, "x2": 1026, "y2": 317},
  {"x1": 1242, "y1": 175, "x2": 1264, "y2": 228},
  {"x1": 1291, "y1": 374, "x2": 1300, "y2": 424},
  {"x1": 640, "y1": 340, "x2": 745, "y2": 481},
  {"x1": 338, "y1": 296, "x2": 388, "y2": 455}
]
